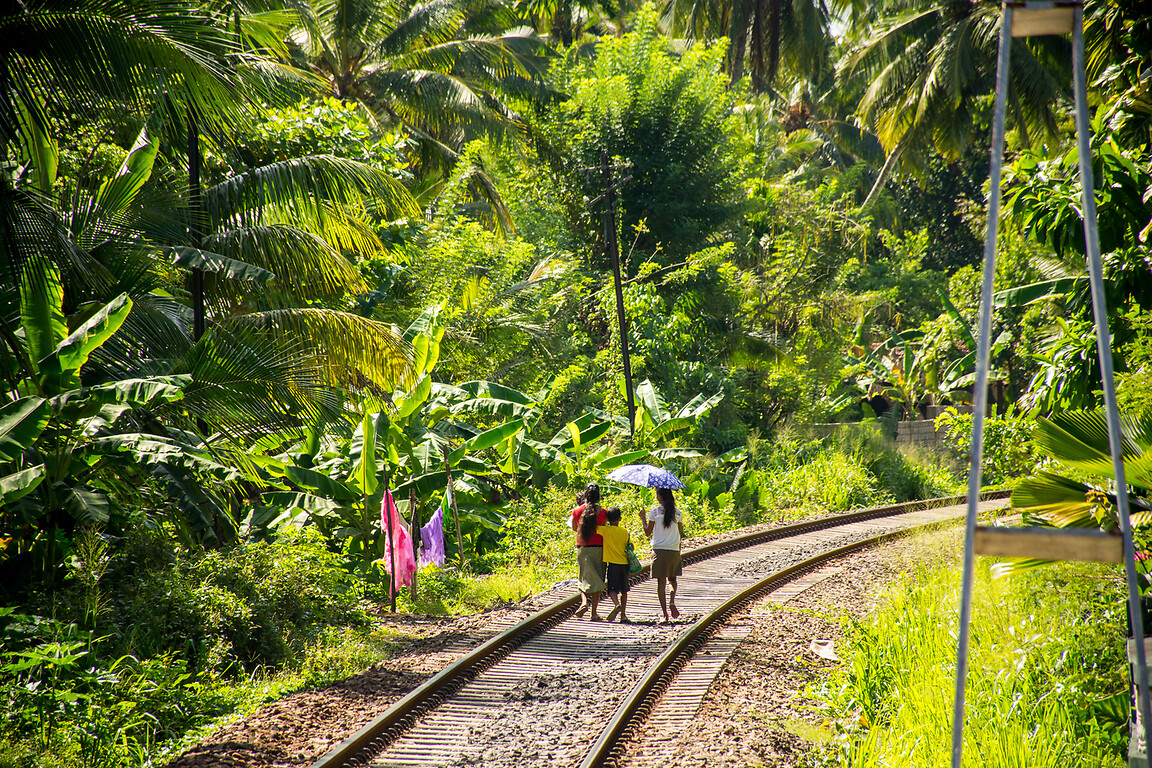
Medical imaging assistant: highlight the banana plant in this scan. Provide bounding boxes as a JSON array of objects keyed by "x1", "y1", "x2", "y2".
[
  {"x1": 623, "y1": 379, "x2": 723, "y2": 460},
  {"x1": 0, "y1": 256, "x2": 236, "y2": 586},
  {"x1": 250, "y1": 307, "x2": 538, "y2": 566}
]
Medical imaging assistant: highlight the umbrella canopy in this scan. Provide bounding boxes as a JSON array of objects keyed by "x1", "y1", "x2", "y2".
[{"x1": 605, "y1": 464, "x2": 686, "y2": 490}]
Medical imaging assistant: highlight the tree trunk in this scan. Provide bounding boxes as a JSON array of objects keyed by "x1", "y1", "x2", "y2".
[
  {"x1": 187, "y1": 112, "x2": 205, "y2": 341},
  {"x1": 860, "y1": 137, "x2": 907, "y2": 212},
  {"x1": 727, "y1": 0, "x2": 751, "y2": 86}
]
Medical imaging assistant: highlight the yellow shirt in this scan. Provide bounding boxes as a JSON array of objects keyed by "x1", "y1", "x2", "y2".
[{"x1": 596, "y1": 524, "x2": 630, "y2": 565}]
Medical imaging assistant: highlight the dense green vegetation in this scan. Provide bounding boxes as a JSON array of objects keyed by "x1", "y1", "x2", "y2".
[{"x1": 1, "y1": 0, "x2": 1149, "y2": 764}]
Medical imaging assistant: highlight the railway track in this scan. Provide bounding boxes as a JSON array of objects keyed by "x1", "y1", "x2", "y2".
[{"x1": 312, "y1": 491, "x2": 1010, "y2": 768}]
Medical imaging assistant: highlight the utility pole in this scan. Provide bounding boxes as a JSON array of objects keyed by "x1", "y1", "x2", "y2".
[{"x1": 585, "y1": 150, "x2": 636, "y2": 439}]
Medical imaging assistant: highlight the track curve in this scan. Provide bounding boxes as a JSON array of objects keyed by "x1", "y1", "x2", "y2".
[{"x1": 312, "y1": 491, "x2": 1010, "y2": 768}]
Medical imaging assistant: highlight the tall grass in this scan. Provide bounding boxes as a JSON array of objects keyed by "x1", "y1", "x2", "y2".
[{"x1": 814, "y1": 547, "x2": 1129, "y2": 767}]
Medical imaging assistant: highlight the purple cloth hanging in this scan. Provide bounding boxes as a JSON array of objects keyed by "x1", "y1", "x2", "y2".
[{"x1": 420, "y1": 500, "x2": 447, "y2": 567}]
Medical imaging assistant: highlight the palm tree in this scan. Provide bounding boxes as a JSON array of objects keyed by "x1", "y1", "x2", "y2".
[
  {"x1": 1, "y1": 0, "x2": 421, "y2": 550},
  {"x1": 661, "y1": 0, "x2": 848, "y2": 91},
  {"x1": 517, "y1": 0, "x2": 625, "y2": 48},
  {"x1": 295, "y1": 0, "x2": 551, "y2": 161},
  {"x1": 0, "y1": 0, "x2": 250, "y2": 153},
  {"x1": 840, "y1": 0, "x2": 1068, "y2": 209}
]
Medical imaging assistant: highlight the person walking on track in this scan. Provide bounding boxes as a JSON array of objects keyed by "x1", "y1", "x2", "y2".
[
  {"x1": 571, "y1": 483, "x2": 608, "y2": 620},
  {"x1": 642, "y1": 487, "x2": 682, "y2": 622}
]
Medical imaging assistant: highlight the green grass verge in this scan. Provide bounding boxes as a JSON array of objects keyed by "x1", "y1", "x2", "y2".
[{"x1": 809, "y1": 540, "x2": 1130, "y2": 767}]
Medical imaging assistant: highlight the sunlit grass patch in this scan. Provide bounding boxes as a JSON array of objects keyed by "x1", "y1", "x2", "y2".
[{"x1": 810, "y1": 551, "x2": 1129, "y2": 768}]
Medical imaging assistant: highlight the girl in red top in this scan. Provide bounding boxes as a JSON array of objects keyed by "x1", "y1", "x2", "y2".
[{"x1": 571, "y1": 483, "x2": 608, "y2": 620}]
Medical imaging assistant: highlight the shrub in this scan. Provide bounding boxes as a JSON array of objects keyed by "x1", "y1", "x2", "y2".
[
  {"x1": 118, "y1": 527, "x2": 367, "y2": 674},
  {"x1": 936, "y1": 408, "x2": 1039, "y2": 487}
]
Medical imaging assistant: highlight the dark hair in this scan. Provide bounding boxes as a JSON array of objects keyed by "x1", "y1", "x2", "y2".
[
  {"x1": 579, "y1": 483, "x2": 602, "y2": 541},
  {"x1": 656, "y1": 487, "x2": 676, "y2": 528},
  {"x1": 605, "y1": 506, "x2": 622, "y2": 523}
]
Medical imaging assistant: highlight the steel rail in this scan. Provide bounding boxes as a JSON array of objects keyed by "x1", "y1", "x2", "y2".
[
  {"x1": 579, "y1": 505, "x2": 991, "y2": 768},
  {"x1": 310, "y1": 489, "x2": 1011, "y2": 768}
]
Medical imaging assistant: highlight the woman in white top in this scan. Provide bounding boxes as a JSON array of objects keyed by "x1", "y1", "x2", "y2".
[{"x1": 641, "y1": 487, "x2": 682, "y2": 622}]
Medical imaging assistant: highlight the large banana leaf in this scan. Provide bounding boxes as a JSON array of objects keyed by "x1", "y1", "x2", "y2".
[
  {"x1": 395, "y1": 373, "x2": 433, "y2": 420},
  {"x1": 446, "y1": 419, "x2": 525, "y2": 463},
  {"x1": 0, "y1": 397, "x2": 50, "y2": 461},
  {"x1": 649, "y1": 417, "x2": 693, "y2": 442},
  {"x1": 93, "y1": 125, "x2": 159, "y2": 217},
  {"x1": 49, "y1": 376, "x2": 188, "y2": 421},
  {"x1": 0, "y1": 465, "x2": 46, "y2": 504},
  {"x1": 19, "y1": 253, "x2": 67, "y2": 373},
  {"x1": 634, "y1": 379, "x2": 670, "y2": 431},
  {"x1": 38, "y1": 293, "x2": 132, "y2": 394},
  {"x1": 261, "y1": 491, "x2": 341, "y2": 516},
  {"x1": 60, "y1": 484, "x2": 111, "y2": 525},
  {"x1": 87, "y1": 433, "x2": 241, "y2": 480},
  {"x1": 284, "y1": 465, "x2": 357, "y2": 502},
  {"x1": 675, "y1": 390, "x2": 725, "y2": 419},
  {"x1": 651, "y1": 447, "x2": 705, "y2": 460},
  {"x1": 596, "y1": 449, "x2": 650, "y2": 472},
  {"x1": 993, "y1": 278, "x2": 1084, "y2": 308},
  {"x1": 164, "y1": 246, "x2": 276, "y2": 284},
  {"x1": 553, "y1": 418, "x2": 611, "y2": 452}
]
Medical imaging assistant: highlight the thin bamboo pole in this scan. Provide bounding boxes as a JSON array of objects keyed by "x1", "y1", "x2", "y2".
[{"x1": 443, "y1": 448, "x2": 466, "y2": 569}]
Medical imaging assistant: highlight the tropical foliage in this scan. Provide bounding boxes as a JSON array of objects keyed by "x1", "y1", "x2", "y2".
[{"x1": 1, "y1": 0, "x2": 1149, "y2": 763}]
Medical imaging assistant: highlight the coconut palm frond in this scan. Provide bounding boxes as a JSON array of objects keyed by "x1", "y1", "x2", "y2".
[
  {"x1": 171, "y1": 324, "x2": 345, "y2": 446},
  {"x1": 2, "y1": 0, "x2": 250, "y2": 144},
  {"x1": 203, "y1": 154, "x2": 420, "y2": 228},
  {"x1": 378, "y1": 0, "x2": 467, "y2": 59},
  {"x1": 203, "y1": 224, "x2": 367, "y2": 299},
  {"x1": 220, "y1": 308, "x2": 415, "y2": 393}
]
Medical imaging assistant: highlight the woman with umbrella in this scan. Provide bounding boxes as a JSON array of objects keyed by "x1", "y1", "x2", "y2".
[
  {"x1": 642, "y1": 487, "x2": 682, "y2": 622},
  {"x1": 606, "y1": 464, "x2": 686, "y2": 623}
]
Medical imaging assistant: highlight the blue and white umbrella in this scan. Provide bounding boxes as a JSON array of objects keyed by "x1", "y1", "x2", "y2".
[{"x1": 604, "y1": 463, "x2": 686, "y2": 490}]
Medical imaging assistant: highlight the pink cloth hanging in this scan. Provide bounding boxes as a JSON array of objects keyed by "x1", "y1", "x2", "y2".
[
  {"x1": 420, "y1": 502, "x2": 446, "y2": 567},
  {"x1": 381, "y1": 490, "x2": 417, "y2": 589}
]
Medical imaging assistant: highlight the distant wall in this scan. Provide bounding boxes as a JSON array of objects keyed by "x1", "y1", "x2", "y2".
[
  {"x1": 895, "y1": 418, "x2": 951, "y2": 448},
  {"x1": 810, "y1": 406, "x2": 966, "y2": 448}
]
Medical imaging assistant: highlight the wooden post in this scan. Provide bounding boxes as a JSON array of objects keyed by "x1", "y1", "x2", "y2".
[
  {"x1": 382, "y1": 466, "x2": 396, "y2": 614},
  {"x1": 408, "y1": 489, "x2": 419, "y2": 600},
  {"x1": 442, "y1": 448, "x2": 466, "y2": 570}
]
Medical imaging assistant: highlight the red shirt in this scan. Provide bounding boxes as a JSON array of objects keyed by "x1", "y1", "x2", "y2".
[{"x1": 571, "y1": 504, "x2": 608, "y2": 546}]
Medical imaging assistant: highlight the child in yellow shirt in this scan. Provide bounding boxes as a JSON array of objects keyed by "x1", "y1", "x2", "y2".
[{"x1": 596, "y1": 507, "x2": 631, "y2": 623}]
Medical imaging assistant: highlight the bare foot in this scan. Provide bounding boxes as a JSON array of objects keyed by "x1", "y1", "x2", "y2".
[
  {"x1": 619, "y1": 615, "x2": 630, "y2": 624},
  {"x1": 590, "y1": 614, "x2": 603, "y2": 622},
  {"x1": 670, "y1": 605, "x2": 680, "y2": 619}
]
